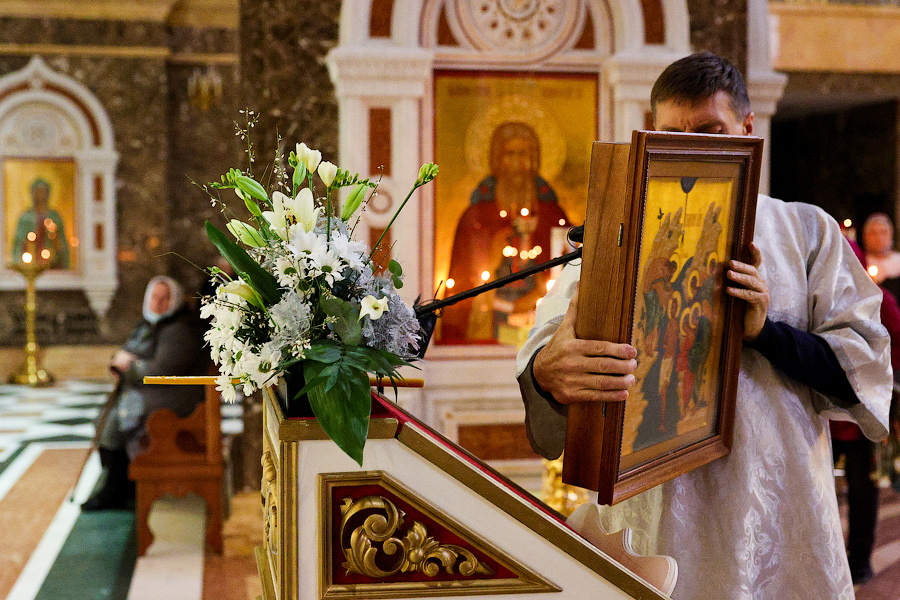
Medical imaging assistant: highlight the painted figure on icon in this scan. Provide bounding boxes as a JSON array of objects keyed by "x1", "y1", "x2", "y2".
[
  {"x1": 442, "y1": 122, "x2": 569, "y2": 342},
  {"x1": 627, "y1": 176, "x2": 733, "y2": 453},
  {"x1": 12, "y1": 178, "x2": 70, "y2": 268}
]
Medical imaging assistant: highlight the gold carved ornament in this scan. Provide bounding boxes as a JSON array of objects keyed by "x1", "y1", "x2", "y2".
[
  {"x1": 340, "y1": 496, "x2": 495, "y2": 579},
  {"x1": 261, "y1": 450, "x2": 278, "y2": 557}
]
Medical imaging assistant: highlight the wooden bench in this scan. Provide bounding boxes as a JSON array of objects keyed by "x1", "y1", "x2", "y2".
[{"x1": 129, "y1": 381, "x2": 224, "y2": 556}]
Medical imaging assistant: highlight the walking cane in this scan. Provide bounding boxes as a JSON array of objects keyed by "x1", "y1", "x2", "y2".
[{"x1": 69, "y1": 376, "x2": 123, "y2": 503}]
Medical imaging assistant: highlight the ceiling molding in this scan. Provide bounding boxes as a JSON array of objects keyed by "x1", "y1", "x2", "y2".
[
  {"x1": 0, "y1": 0, "x2": 237, "y2": 27},
  {"x1": 0, "y1": 0, "x2": 179, "y2": 21}
]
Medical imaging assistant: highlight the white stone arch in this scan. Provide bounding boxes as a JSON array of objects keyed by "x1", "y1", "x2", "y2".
[
  {"x1": 0, "y1": 57, "x2": 119, "y2": 317},
  {"x1": 327, "y1": 0, "x2": 691, "y2": 450}
]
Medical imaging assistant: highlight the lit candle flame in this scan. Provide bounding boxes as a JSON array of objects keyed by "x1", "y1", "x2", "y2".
[
  {"x1": 843, "y1": 219, "x2": 853, "y2": 228},
  {"x1": 520, "y1": 208, "x2": 530, "y2": 217},
  {"x1": 40, "y1": 249, "x2": 51, "y2": 260},
  {"x1": 22, "y1": 252, "x2": 33, "y2": 264},
  {"x1": 499, "y1": 210, "x2": 507, "y2": 218},
  {"x1": 27, "y1": 231, "x2": 36, "y2": 242},
  {"x1": 480, "y1": 270, "x2": 490, "y2": 281},
  {"x1": 446, "y1": 278, "x2": 455, "y2": 289},
  {"x1": 546, "y1": 279, "x2": 555, "y2": 291},
  {"x1": 868, "y1": 265, "x2": 879, "y2": 278}
]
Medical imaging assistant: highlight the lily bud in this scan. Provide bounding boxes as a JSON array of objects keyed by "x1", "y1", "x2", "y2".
[
  {"x1": 296, "y1": 142, "x2": 322, "y2": 172},
  {"x1": 234, "y1": 175, "x2": 269, "y2": 203},
  {"x1": 340, "y1": 184, "x2": 367, "y2": 221},
  {"x1": 307, "y1": 149, "x2": 322, "y2": 173},
  {"x1": 226, "y1": 220, "x2": 265, "y2": 247},
  {"x1": 417, "y1": 162, "x2": 439, "y2": 184},
  {"x1": 318, "y1": 161, "x2": 338, "y2": 188}
]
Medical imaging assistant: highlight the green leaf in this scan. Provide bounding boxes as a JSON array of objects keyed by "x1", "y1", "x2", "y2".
[
  {"x1": 388, "y1": 260, "x2": 402, "y2": 277},
  {"x1": 206, "y1": 221, "x2": 281, "y2": 305},
  {"x1": 304, "y1": 340, "x2": 344, "y2": 364},
  {"x1": 303, "y1": 361, "x2": 371, "y2": 465},
  {"x1": 321, "y1": 297, "x2": 362, "y2": 346},
  {"x1": 391, "y1": 274, "x2": 403, "y2": 289}
]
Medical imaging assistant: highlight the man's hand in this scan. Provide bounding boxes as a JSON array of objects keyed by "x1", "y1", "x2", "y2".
[
  {"x1": 726, "y1": 242, "x2": 769, "y2": 341},
  {"x1": 532, "y1": 289, "x2": 637, "y2": 404}
]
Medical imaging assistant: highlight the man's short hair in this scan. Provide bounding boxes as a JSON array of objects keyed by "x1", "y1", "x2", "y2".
[{"x1": 651, "y1": 51, "x2": 751, "y2": 121}]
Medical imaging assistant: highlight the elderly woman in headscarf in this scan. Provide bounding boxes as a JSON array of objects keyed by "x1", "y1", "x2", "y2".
[{"x1": 82, "y1": 276, "x2": 209, "y2": 511}]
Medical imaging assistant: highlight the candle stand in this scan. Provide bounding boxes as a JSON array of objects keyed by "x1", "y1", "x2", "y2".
[{"x1": 8, "y1": 258, "x2": 53, "y2": 386}]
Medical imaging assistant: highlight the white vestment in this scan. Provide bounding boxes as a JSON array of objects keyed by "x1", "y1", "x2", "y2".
[{"x1": 517, "y1": 195, "x2": 892, "y2": 599}]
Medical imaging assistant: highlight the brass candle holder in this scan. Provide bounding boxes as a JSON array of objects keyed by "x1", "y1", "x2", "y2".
[{"x1": 8, "y1": 250, "x2": 53, "y2": 386}]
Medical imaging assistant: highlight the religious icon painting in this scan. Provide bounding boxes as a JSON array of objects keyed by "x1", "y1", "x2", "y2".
[
  {"x1": 2, "y1": 158, "x2": 78, "y2": 270},
  {"x1": 432, "y1": 70, "x2": 597, "y2": 346},
  {"x1": 565, "y1": 131, "x2": 763, "y2": 505}
]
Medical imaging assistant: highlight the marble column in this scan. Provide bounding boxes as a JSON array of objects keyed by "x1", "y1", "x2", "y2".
[
  {"x1": 687, "y1": 0, "x2": 748, "y2": 74},
  {"x1": 237, "y1": 0, "x2": 341, "y2": 490},
  {"x1": 239, "y1": 0, "x2": 342, "y2": 172}
]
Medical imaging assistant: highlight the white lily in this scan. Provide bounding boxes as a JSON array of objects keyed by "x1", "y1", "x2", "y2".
[
  {"x1": 359, "y1": 295, "x2": 389, "y2": 321},
  {"x1": 262, "y1": 189, "x2": 319, "y2": 238},
  {"x1": 293, "y1": 187, "x2": 319, "y2": 232},
  {"x1": 318, "y1": 161, "x2": 338, "y2": 187},
  {"x1": 296, "y1": 142, "x2": 322, "y2": 172},
  {"x1": 261, "y1": 191, "x2": 291, "y2": 239}
]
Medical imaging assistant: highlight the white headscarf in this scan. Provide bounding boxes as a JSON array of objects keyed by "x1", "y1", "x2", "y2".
[{"x1": 142, "y1": 275, "x2": 185, "y2": 324}]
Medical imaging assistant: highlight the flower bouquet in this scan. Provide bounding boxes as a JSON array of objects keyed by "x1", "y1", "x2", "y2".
[{"x1": 200, "y1": 136, "x2": 437, "y2": 464}]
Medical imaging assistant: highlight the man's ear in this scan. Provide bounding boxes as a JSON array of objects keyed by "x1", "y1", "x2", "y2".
[{"x1": 743, "y1": 111, "x2": 754, "y2": 136}]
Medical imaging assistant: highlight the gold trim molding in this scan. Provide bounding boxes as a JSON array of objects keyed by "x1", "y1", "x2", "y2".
[
  {"x1": 0, "y1": 43, "x2": 171, "y2": 59},
  {"x1": 262, "y1": 385, "x2": 400, "y2": 442},
  {"x1": 0, "y1": 0, "x2": 237, "y2": 27},
  {"x1": 169, "y1": 52, "x2": 238, "y2": 65},
  {"x1": 320, "y1": 471, "x2": 560, "y2": 598},
  {"x1": 0, "y1": 0, "x2": 180, "y2": 21},
  {"x1": 396, "y1": 424, "x2": 671, "y2": 600},
  {"x1": 168, "y1": 0, "x2": 238, "y2": 29}
]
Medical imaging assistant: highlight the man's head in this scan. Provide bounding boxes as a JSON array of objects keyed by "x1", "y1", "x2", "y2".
[
  {"x1": 862, "y1": 213, "x2": 895, "y2": 256},
  {"x1": 651, "y1": 52, "x2": 753, "y2": 136},
  {"x1": 490, "y1": 122, "x2": 540, "y2": 181},
  {"x1": 30, "y1": 178, "x2": 51, "y2": 211}
]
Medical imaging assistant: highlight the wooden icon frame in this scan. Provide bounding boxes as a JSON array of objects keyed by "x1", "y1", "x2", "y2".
[{"x1": 564, "y1": 131, "x2": 763, "y2": 505}]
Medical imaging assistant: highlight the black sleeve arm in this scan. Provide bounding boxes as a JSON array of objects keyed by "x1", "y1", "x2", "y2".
[{"x1": 744, "y1": 317, "x2": 859, "y2": 407}]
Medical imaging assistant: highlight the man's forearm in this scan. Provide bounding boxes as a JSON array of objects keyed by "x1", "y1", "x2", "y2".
[{"x1": 744, "y1": 317, "x2": 859, "y2": 407}]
